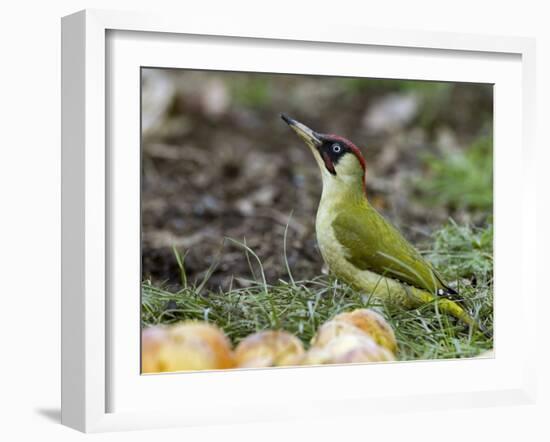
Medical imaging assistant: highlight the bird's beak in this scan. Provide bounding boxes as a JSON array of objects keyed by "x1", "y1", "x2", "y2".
[{"x1": 281, "y1": 114, "x2": 323, "y2": 149}]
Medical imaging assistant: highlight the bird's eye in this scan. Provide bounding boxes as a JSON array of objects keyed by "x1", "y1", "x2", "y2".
[{"x1": 332, "y1": 144, "x2": 342, "y2": 153}]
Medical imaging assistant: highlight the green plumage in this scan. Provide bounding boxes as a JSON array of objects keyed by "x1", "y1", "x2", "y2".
[
  {"x1": 332, "y1": 203, "x2": 450, "y2": 295},
  {"x1": 282, "y1": 114, "x2": 483, "y2": 333}
]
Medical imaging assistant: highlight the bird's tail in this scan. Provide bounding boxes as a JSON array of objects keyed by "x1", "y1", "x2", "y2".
[{"x1": 414, "y1": 291, "x2": 491, "y2": 338}]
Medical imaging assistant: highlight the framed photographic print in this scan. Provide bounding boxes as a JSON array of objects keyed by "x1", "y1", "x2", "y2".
[{"x1": 61, "y1": 9, "x2": 537, "y2": 432}]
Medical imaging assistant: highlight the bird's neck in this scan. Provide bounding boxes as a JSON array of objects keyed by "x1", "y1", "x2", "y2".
[{"x1": 320, "y1": 172, "x2": 367, "y2": 209}]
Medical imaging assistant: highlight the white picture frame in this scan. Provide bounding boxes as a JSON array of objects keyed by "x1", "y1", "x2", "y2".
[{"x1": 61, "y1": 9, "x2": 537, "y2": 433}]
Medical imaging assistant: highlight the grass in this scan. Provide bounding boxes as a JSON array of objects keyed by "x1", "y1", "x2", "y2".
[
  {"x1": 142, "y1": 220, "x2": 493, "y2": 361},
  {"x1": 415, "y1": 136, "x2": 493, "y2": 212},
  {"x1": 230, "y1": 76, "x2": 271, "y2": 108}
]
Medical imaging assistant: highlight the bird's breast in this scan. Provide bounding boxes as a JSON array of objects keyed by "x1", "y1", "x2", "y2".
[{"x1": 315, "y1": 202, "x2": 350, "y2": 275}]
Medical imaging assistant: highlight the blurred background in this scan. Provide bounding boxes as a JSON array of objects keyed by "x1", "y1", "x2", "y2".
[{"x1": 141, "y1": 68, "x2": 493, "y2": 291}]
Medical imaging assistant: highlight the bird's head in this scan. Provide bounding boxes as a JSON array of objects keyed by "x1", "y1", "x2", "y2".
[{"x1": 281, "y1": 113, "x2": 367, "y2": 197}]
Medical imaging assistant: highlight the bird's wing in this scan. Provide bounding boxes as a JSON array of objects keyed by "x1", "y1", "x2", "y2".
[{"x1": 332, "y1": 206, "x2": 452, "y2": 295}]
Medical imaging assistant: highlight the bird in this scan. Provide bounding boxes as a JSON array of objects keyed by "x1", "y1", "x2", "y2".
[{"x1": 281, "y1": 113, "x2": 480, "y2": 331}]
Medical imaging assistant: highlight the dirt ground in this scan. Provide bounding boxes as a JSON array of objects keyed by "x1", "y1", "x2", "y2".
[{"x1": 141, "y1": 69, "x2": 492, "y2": 291}]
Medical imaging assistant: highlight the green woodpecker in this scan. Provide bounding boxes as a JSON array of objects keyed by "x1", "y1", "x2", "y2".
[{"x1": 281, "y1": 114, "x2": 479, "y2": 330}]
